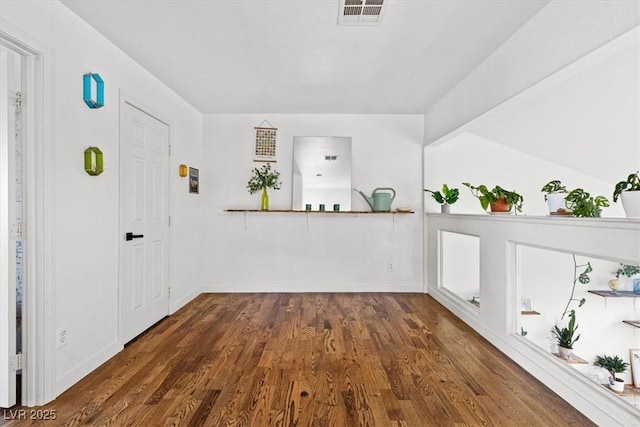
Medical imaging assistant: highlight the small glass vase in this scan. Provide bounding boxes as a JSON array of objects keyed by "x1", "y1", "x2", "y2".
[{"x1": 261, "y1": 187, "x2": 269, "y2": 210}]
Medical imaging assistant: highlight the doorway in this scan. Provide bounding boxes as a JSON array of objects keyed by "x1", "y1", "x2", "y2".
[
  {"x1": 0, "y1": 41, "x2": 25, "y2": 409},
  {"x1": 119, "y1": 101, "x2": 170, "y2": 344}
]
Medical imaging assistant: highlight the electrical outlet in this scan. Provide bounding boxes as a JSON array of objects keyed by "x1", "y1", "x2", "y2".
[
  {"x1": 57, "y1": 327, "x2": 69, "y2": 348},
  {"x1": 387, "y1": 262, "x2": 393, "y2": 272}
]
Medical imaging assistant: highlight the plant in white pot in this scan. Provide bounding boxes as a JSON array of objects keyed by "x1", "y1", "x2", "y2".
[
  {"x1": 613, "y1": 171, "x2": 640, "y2": 219},
  {"x1": 424, "y1": 184, "x2": 459, "y2": 213},
  {"x1": 552, "y1": 310, "x2": 580, "y2": 360},
  {"x1": 541, "y1": 180, "x2": 571, "y2": 215},
  {"x1": 594, "y1": 354, "x2": 629, "y2": 393}
]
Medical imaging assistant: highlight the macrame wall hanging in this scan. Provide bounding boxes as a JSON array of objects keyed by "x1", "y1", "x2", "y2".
[{"x1": 254, "y1": 120, "x2": 277, "y2": 162}]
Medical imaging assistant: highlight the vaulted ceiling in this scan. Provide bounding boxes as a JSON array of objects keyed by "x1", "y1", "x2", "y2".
[{"x1": 61, "y1": 0, "x2": 549, "y2": 114}]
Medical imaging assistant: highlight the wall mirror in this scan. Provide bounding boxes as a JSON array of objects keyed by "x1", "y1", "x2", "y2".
[{"x1": 292, "y1": 136, "x2": 352, "y2": 210}]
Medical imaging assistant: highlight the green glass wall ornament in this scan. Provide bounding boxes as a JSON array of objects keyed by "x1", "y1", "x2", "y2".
[{"x1": 84, "y1": 146, "x2": 104, "y2": 176}]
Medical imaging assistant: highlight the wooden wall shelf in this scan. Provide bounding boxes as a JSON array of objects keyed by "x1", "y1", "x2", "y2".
[
  {"x1": 469, "y1": 299, "x2": 539, "y2": 315},
  {"x1": 552, "y1": 353, "x2": 588, "y2": 365},
  {"x1": 623, "y1": 320, "x2": 640, "y2": 328},
  {"x1": 588, "y1": 290, "x2": 640, "y2": 298},
  {"x1": 224, "y1": 209, "x2": 414, "y2": 214}
]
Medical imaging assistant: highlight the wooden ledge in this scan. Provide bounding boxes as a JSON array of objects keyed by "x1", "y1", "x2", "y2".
[{"x1": 224, "y1": 209, "x2": 414, "y2": 214}]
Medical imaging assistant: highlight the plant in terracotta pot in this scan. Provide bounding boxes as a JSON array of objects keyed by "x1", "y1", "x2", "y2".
[
  {"x1": 541, "y1": 180, "x2": 571, "y2": 215},
  {"x1": 593, "y1": 354, "x2": 629, "y2": 393},
  {"x1": 613, "y1": 171, "x2": 640, "y2": 219},
  {"x1": 552, "y1": 309, "x2": 579, "y2": 360},
  {"x1": 462, "y1": 183, "x2": 523, "y2": 214},
  {"x1": 246, "y1": 163, "x2": 282, "y2": 210},
  {"x1": 564, "y1": 188, "x2": 609, "y2": 218},
  {"x1": 424, "y1": 184, "x2": 459, "y2": 213}
]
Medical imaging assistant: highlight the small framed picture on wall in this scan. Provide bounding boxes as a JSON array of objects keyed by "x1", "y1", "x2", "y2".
[{"x1": 189, "y1": 167, "x2": 199, "y2": 194}]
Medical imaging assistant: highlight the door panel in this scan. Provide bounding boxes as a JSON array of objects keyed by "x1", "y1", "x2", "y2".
[{"x1": 120, "y1": 102, "x2": 169, "y2": 344}]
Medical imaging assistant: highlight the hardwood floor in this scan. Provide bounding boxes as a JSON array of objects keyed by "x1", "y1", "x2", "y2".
[{"x1": 1, "y1": 293, "x2": 594, "y2": 426}]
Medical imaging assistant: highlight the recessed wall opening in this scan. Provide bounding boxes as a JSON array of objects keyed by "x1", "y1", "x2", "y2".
[
  {"x1": 439, "y1": 231, "x2": 480, "y2": 307},
  {"x1": 517, "y1": 244, "x2": 640, "y2": 411}
]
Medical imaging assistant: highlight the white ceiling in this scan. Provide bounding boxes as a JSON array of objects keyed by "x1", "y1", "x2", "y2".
[{"x1": 61, "y1": 0, "x2": 549, "y2": 114}]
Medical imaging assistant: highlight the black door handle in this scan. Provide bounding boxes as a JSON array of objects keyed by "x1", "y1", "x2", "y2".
[{"x1": 125, "y1": 232, "x2": 144, "y2": 241}]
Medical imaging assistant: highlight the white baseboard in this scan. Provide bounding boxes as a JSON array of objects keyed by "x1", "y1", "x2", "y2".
[
  {"x1": 54, "y1": 341, "x2": 122, "y2": 398},
  {"x1": 170, "y1": 288, "x2": 200, "y2": 314},
  {"x1": 200, "y1": 282, "x2": 423, "y2": 293}
]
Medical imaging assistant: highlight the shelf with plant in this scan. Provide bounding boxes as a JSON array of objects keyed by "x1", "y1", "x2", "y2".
[
  {"x1": 552, "y1": 309, "x2": 582, "y2": 361},
  {"x1": 462, "y1": 183, "x2": 523, "y2": 214},
  {"x1": 424, "y1": 184, "x2": 459, "y2": 213},
  {"x1": 594, "y1": 354, "x2": 629, "y2": 393},
  {"x1": 246, "y1": 163, "x2": 282, "y2": 211},
  {"x1": 605, "y1": 264, "x2": 640, "y2": 295}
]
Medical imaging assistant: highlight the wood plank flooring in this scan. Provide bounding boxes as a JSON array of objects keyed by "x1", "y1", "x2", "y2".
[{"x1": 1, "y1": 293, "x2": 594, "y2": 426}]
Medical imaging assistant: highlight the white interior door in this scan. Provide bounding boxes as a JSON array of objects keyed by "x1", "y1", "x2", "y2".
[
  {"x1": 119, "y1": 102, "x2": 170, "y2": 344},
  {"x1": 0, "y1": 48, "x2": 18, "y2": 408}
]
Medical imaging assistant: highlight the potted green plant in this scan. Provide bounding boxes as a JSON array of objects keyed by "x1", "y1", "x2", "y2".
[
  {"x1": 462, "y1": 183, "x2": 523, "y2": 214},
  {"x1": 613, "y1": 171, "x2": 640, "y2": 219},
  {"x1": 541, "y1": 180, "x2": 571, "y2": 215},
  {"x1": 608, "y1": 264, "x2": 640, "y2": 295},
  {"x1": 564, "y1": 188, "x2": 609, "y2": 218},
  {"x1": 552, "y1": 310, "x2": 579, "y2": 360},
  {"x1": 593, "y1": 354, "x2": 629, "y2": 393},
  {"x1": 246, "y1": 163, "x2": 282, "y2": 210},
  {"x1": 424, "y1": 184, "x2": 459, "y2": 213}
]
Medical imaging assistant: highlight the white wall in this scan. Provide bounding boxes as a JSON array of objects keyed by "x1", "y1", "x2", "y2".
[
  {"x1": 423, "y1": 25, "x2": 639, "y2": 218},
  {"x1": 424, "y1": 1, "x2": 640, "y2": 144},
  {"x1": 0, "y1": 1, "x2": 203, "y2": 399},
  {"x1": 467, "y1": 42, "x2": 639, "y2": 185},
  {"x1": 201, "y1": 114, "x2": 423, "y2": 292}
]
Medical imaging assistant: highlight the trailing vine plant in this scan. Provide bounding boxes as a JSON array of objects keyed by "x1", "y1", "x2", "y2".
[{"x1": 561, "y1": 255, "x2": 592, "y2": 320}]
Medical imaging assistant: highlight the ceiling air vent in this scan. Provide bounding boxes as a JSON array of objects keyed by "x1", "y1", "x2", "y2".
[{"x1": 338, "y1": 0, "x2": 384, "y2": 26}]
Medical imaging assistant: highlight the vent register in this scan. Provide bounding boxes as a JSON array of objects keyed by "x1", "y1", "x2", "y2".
[{"x1": 339, "y1": 0, "x2": 384, "y2": 25}]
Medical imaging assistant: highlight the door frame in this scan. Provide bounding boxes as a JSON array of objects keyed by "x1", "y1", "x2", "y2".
[
  {"x1": 0, "y1": 20, "x2": 56, "y2": 406},
  {"x1": 118, "y1": 91, "x2": 172, "y2": 346}
]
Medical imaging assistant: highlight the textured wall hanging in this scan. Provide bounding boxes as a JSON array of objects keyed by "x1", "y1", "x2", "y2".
[
  {"x1": 83, "y1": 73, "x2": 104, "y2": 108},
  {"x1": 254, "y1": 120, "x2": 277, "y2": 162},
  {"x1": 84, "y1": 146, "x2": 104, "y2": 176}
]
